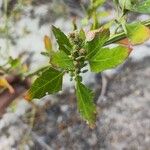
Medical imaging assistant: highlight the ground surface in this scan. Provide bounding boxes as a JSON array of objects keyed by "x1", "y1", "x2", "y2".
[{"x1": 0, "y1": 1, "x2": 150, "y2": 149}]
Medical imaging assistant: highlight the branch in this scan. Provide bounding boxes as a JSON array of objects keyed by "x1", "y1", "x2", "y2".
[{"x1": 104, "y1": 19, "x2": 150, "y2": 46}]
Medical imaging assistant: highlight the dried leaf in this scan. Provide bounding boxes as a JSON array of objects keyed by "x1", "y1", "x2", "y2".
[
  {"x1": 0, "y1": 77, "x2": 14, "y2": 94},
  {"x1": 44, "y1": 35, "x2": 53, "y2": 53}
]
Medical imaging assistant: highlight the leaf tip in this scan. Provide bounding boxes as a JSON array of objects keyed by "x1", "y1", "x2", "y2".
[
  {"x1": 87, "y1": 116, "x2": 97, "y2": 129},
  {"x1": 89, "y1": 123, "x2": 96, "y2": 129},
  {"x1": 52, "y1": 25, "x2": 57, "y2": 31}
]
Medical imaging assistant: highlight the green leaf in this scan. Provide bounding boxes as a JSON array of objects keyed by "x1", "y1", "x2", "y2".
[
  {"x1": 118, "y1": 0, "x2": 150, "y2": 14},
  {"x1": 126, "y1": 22, "x2": 150, "y2": 45},
  {"x1": 24, "y1": 67, "x2": 64, "y2": 101},
  {"x1": 118, "y1": 0, "x2": 132, "y2": 10},
  {"x1": 8, "y1": 57, "x2": 21, "y2": 68},
  {"x1": 52, "y1": 26, "x2": 72, "y2": 54},
  {"x1": 79, "y1": 28, "x2": 86, "y2": 41},
  {"x1": 89, "y1": 46, "x2": 130, "y2": 73},
  {"x1": 86, "y1": 29, "x2": 110, "y2": 59},
  {"x1": 50, "y1": 51, "x2": 74, "y2": 70},
  {"x1": 132, "y1": 0, "x2": 150, "y2": 14},
  {"x1": 76, "y1": 79, "x2": 96, "y2": 128}
]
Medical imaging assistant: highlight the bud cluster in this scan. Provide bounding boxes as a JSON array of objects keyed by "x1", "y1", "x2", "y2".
[{"x1": 68, "y1": 31, "x2": 87, "y2": 81}]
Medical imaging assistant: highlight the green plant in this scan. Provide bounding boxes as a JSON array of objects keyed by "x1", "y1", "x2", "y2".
[{"x1": 2, "y1": 0, "x2": 150, "y2": 128}]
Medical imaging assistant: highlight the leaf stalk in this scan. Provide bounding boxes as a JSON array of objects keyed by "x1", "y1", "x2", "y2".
[{"x1": 105, "y1": 19, "x2": 150, "y2": 46}]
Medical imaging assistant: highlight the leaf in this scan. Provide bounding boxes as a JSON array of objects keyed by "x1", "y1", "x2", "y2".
[
  {"x1": 89, "y1": 45, "x2": 130, "y2": 73},
  {"x1": 76, "y1": 79, "x2": 96, "y2": 128},
  {"x1": 0, "y1": 77, "x2": 14, "y2": 94},
  {"x1": 126, "y1": 22, "x2": 150, "y2": 45},
  {"x1": 79, "y1": 28, "x2": 86, "y2": 41},
  {"x1": 44, "y1": 35, "x2": 53, "y2": 53},
  {"x1": 50, "y1": 51, "x2": 74, "y2": 70},
  {"x1": 52, "y1": 26, "x2": 72, "y2": 54},
  {"x1": 86, "y1": 28, "x2": 110, "y2": 59},
  {"x1": 24, "y1": 67, "x2": 64, "y2": 101},
  {"x1": 118, "y1": 0, "x2": 132, "y2": 10},
  {"x1": 8, "y1": 57, "x2": 21, "y2": 68},
  {"x1": 119, "y1": 0, "x2": 150, "y2": 14},
  {"x1": 132, "y1": 0, "x2": 150, "y2": 14}
]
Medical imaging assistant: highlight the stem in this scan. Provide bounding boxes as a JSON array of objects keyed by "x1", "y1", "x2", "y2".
[{"x1": 104, "y1": 19, "x2": 150, "y2": 46}]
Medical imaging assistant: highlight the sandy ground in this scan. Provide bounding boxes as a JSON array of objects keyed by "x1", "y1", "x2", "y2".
[{"x1": 0, "y1": 1, "x2": 150, "y2": 149}]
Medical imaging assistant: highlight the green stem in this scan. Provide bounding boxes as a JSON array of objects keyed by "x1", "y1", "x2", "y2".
[{"x1": 104, "y1": 19, "x2": 150, "y2": 46}]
